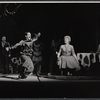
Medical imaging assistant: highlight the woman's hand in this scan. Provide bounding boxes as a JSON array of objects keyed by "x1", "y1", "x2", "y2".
[
  {"x1": 73, "y1": 54, "x2": 79, "y2": 64},
  {"x1": 10, "y1": 45, "x2": 15, "y2": 49},
  {"x1": 56, "y1": 51, "x2": 60, "y2": 59},
  {"x1": 76, "y1": 60, "x2": 79, "y2": 64},
  {"x1": 5, "y1": 47, "x2": 10, "y2": 51},
  {"x1": 56, "y1": 51, "x2": 58, "y2": 55}
]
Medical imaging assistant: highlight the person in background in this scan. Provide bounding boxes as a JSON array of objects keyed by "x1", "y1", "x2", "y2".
[
  {"x1": 56, "y1": 35, "x2": 80, "y2": 76},
  {"x1": 96, "y1": 44, "x2": 100, "y2": 62},
  {"x1": 11, "y1": 32, "x2": 41, "y2": 79},
  {"x1": 32, "y1": 35, "x2": 45, "y2": 76},
  {"x1": 48, "y1": 35, "x2": 61, "y2": 75},
  {"x1": 1, "y1": 36, "x2": 11, "y2": 74}
]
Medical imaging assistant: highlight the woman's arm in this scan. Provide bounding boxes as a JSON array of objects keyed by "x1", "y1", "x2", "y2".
[
  {"x1": 56, "y1": 45, "x2": 62, "y2": 59},
  {"x1": 73, "y1": 54, "x2": 79, "y2": 63},
  {"x1": 71, "y1": 46, "x2": 79, "y2": 63}
]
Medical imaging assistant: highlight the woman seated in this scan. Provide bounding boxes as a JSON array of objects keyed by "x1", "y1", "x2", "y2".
[{"x1": 57, "y1": 35, "x2": 80, "y2": 76}]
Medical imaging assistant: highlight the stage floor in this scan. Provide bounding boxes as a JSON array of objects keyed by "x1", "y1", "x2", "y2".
[
  {"x1": 0, "y1": 74, "x2": 100, "y2": 98},
  {"x1": 0, "y1": 74, "x2": 100, "y2": 82},
  {"x1": 0, "y1": 74, "x2": 61, "y2": 82}
]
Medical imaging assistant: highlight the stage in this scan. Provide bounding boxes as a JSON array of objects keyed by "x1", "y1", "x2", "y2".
[
  {"x1": 0, "y1": 74, "x2": 100, "y2": 82},
  {"x1": 0, "y1": 74, "x2": 100, "y2": 98},
  {"x1": 0, "y1": 74, "x2": 65, "y2": 82}
]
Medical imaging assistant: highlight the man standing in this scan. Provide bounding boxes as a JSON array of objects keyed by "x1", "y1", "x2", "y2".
[{"x1": 1, "y1": 36, "x2": 10, "y2": 74}]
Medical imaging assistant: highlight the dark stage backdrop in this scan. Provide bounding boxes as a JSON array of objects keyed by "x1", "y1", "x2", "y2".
[{"x1": 0, "y1": 3, "x2": 99, "y2": 73}]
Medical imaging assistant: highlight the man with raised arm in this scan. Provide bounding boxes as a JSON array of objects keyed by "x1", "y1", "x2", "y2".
[{"x1": 11, "y1": 32, "x2": 41, "y2": 79}]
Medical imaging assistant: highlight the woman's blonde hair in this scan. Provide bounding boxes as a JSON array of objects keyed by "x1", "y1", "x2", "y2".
[{"x1": 64, "y1": 35, "x2": 71, "y2": 42}]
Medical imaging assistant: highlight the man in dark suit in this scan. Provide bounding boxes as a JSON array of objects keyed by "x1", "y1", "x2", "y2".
[{"x1": 1, "y1": 36, "x2": 10, "y2": 74}]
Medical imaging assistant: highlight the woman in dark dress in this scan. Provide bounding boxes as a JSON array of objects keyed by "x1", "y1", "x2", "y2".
[{"x1": 11, "y1": 32, "x2": 41, "y2": 78}]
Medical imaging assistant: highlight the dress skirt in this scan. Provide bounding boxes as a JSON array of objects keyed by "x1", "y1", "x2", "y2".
[
  {"x1": 21, "y1": 55, "x2": 34, "y2": 72},
  {"x1": 58, "y1": 55, "x2": 80, "y2": 70}
]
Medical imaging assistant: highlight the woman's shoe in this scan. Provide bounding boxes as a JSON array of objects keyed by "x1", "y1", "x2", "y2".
[
  {"x1": 18, "y1": 74, "x2": 27, "y2": 79},
  {"x1": 18, "y1": 74, "x2": 22, "y2": 79},
  {"x1": 28, "y1": 72, "x2": 33, "y2": 76}
]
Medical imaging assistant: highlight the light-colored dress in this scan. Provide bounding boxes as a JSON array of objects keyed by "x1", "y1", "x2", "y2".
[{"x1": 58, "y1": 44, "x2": 80, "y2": 70}]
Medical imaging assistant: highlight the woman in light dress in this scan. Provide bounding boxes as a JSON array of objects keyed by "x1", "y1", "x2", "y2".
[{"x1": 57, "y1": 36, "x2": 80, "y2": 76}]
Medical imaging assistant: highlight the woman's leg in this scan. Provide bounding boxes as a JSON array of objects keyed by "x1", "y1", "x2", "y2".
[
  {"x1": 33, "y1": 61, "x2": 37, "y2": 75},
  {"x1": 67, "y1": 68, "x2": 76, "y2": 76},
  {"x1": 20, "y1": 55, "x2": 34, "y2": 78},
  {"x1": 61, "y1": 69, "x2": 67, "y2": 76},
  {"x1": 18, "y1": 66, "x2": 26, "y2": 79},
  {"x1": 37, "y1": 62, "x2": 41, "y2": 75}
]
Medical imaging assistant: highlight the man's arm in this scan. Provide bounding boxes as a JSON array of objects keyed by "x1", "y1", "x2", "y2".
[
  {"x1": 11, "y1": 40, "x2": 24, "y2": 49},
  {"x1": 32, "y1": 32, "x2": 41, "y2": 43}
]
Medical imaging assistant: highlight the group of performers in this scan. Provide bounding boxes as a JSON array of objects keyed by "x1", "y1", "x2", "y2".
[
  {"x1": 0, "y1": 32, "x2": 42, "y2": 79},
  {"x1": 49, "y1": 35, "x2": 100, "y2": 76},
  {"x1": 2, "y1": 32, "x2": 100, "y2": 78}
]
